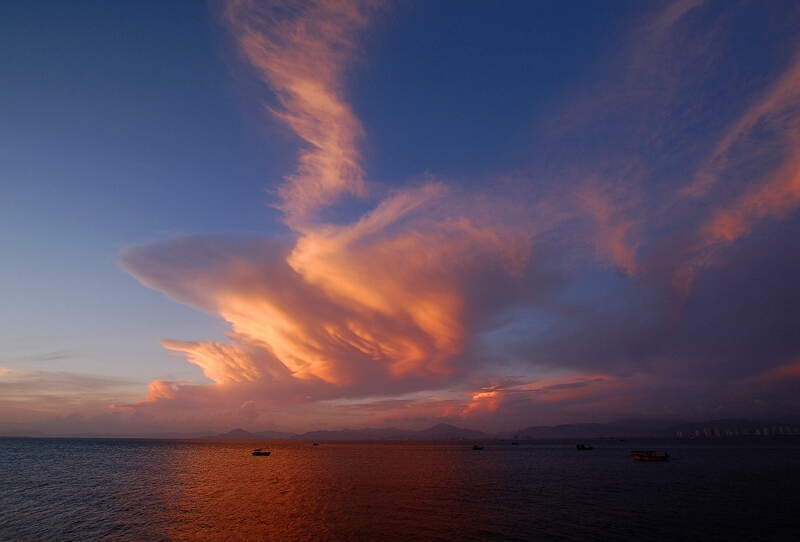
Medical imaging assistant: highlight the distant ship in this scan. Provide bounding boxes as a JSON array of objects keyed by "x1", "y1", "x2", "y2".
[
  {"x1": 251, "y1": 449, "x2": 271, "y2": 456},
  {"x1": 576, "y1": 444, "x2": 593, "y2": 451},
  {"x1": 630, "y1": 450, "x2": 668, "y2": 461},
  {"x1": 472, "y1": 445, "x2": 484, "y2": 450}
]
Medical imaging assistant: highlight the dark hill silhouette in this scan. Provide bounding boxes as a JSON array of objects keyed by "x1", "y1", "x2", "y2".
[
  {"x1": 214, "y1": 428, "x2": 296, "y2": 440},
  {"x1": 415, "y1": 423, "x2": 487, "y2": 440}
]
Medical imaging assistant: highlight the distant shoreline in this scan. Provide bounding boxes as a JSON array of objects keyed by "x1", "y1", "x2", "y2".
[{"x1": 3, "y1": 419, "x2": 799, "y2": 441}]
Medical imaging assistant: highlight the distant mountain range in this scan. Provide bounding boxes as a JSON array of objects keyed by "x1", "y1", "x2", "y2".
[
  {"x1": 200, "y1": 419, "x2": 799, "y2": 441},
  {"x1": 204, "y1": 423, "x2": 483, "y2": 442},
  {"x1": 3, "y1": 419, "x2": 797, "y2": 440}
]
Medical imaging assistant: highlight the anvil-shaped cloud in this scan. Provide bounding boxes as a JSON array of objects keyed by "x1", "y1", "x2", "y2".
[
  {"x1": 120, "y1": 0, "x2": 800, "y2": 430},
  {"x1": 122, "y1": 186, "x2": 531, "y2": 390}
]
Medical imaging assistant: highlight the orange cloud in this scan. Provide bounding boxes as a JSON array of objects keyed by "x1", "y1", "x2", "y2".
[
  {"x1": 123, "y1": 186, "x2": 533, "y2": 391},
  {"x1": 144, "y1": 379, "x2": 185, "y2": 402},
  {"x1": 161, "y1": 337, "x2": 293, "y2": 384},
  {"x1": 462, "y1": 374, "x2": 613, "y2": 416},
  {"x1": 185, "y1": 0, "x2": 534, "y2": 389},
  {"x1": 406, "y1": 373, "x2": 689, "y2": 430}
]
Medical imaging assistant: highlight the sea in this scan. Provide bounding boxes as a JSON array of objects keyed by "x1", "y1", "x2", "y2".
[{"x1": 1, "y1": 437, "x2": 799, "y2": 541}]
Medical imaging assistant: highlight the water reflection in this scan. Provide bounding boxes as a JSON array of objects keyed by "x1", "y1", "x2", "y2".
[
  {"x1": 3, "y1": 438, "x2": 799, "y2": 540},
  {"x1": 166, "y1": 441, "x2": 490, "y2": 539}
]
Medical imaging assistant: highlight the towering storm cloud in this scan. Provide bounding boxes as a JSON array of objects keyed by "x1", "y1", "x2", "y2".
[{"x1": 119, "y1": 0, "x2": 800, "y2": 431}]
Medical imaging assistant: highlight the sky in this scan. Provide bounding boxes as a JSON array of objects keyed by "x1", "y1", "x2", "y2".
[{"x1": 2, "y1": 0, "x2": 800, "y2": 436}]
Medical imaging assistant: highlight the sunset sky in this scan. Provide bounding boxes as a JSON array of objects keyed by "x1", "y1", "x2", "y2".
[{"x1": 2, "y1": 0, "x2": 800, "y2": 436}]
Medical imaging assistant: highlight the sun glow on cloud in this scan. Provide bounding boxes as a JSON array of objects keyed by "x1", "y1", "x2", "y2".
[
  {"x1": 116, "y1": 0, "x2": 800, "y2": 432},
  {"x1": 123, "y1": 0, "x2": 535, "y2": 397}
]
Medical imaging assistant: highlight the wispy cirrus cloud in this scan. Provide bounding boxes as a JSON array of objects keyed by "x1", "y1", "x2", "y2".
[
  {"x1": 0, "y1": 366, "x2": 140, "y2": 421},
  {"x1": 222, "y1": 0, "x2": 382, "y2": 231},
  {"x1": 674, "y1": 48, "x2": 800, "y2": 292}
]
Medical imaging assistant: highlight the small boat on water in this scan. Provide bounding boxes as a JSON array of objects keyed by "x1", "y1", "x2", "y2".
[
  {"x1": 630, "y1": 450, "x2": 669, "y2": 461},
  {"x1": 472, "y1": 445, "x2": 484, "y2": 450},
  {"x1": 576, "y1": 444, "x2": 593, "y2": 451},
  {"x1": 251, "y1": 449, "x2": 271, "y2": 456}
]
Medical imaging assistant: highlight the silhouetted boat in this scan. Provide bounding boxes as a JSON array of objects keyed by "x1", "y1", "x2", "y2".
[
  {"x1": 251, "y1": 449, "x2": 271, "y2": 456},
  {"x1": 472, "y1": 445, "x2": 484, "y2": 450},
  {"x1": 630, "y1": 450, "x2": 668, "y2": 461},
  {"x1": 576, "y1": 444, "x2": 593, "y2": 451}
]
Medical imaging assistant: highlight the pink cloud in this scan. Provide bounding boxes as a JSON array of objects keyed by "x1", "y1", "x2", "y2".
[
  {"x1": 672, "y1": 54, "x2": 800, "y2": 293},
  {"x1": 111, "y1": 1, "x2": 800, "y2": 433},
  {"x1": 222, "y1": 0, "x2": 384, "y2": 231},
  {"x1": 742, "y1": 357, "x2": 800, "y2": 384},
  {"x1": 569, "y1": 178, "x2": 642, "y2": 274}
]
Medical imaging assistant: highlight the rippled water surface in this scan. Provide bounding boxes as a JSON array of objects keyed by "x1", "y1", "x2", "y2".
[{"x1": 2, "y1": 437, "x2": 799, "y2": 540}]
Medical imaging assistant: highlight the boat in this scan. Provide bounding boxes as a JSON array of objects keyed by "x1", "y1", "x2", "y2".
[
  {"x1": 576, "y1": 444, "x2": 593, "y2": 451},
  {"x1": 472, "y1": 445, "x2": 484, "y2": 450},
  {"x1": 630, "y1": 450, "x2": 669, "y2": 461},
  {"x1": 251, "y1": 449, "x2": 271, "y2": 456}
]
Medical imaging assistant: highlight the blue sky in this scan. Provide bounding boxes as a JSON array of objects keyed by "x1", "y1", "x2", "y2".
[
  {"x1": 2, "y1": 0, "x2": 800, "y2": 435},
  {"x1": 2, "y1": 2, "x2": 260, "y2": 382}
]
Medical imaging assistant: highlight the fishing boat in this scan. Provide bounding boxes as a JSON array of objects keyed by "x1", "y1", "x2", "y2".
[
  {"x1": 251, "y1": 449, "x2": 271, "y2": 456},
  {"x1": 576, "y1": 444, "x2": 593, "y2": 451},
  {"x1": 630, "y1": 450, "x2": 668, "y2": 461}
]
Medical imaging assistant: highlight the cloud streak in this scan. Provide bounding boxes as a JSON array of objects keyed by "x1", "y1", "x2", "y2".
[
  {"x1": 676, "y1": 48, "x2": 800, "y2": 292},
  {"x1": 0, "y1": 367, "x2": 141, "y2": 424},
  {"x1": 223, "y1": 0, "x2": 381, "y2": 231}
]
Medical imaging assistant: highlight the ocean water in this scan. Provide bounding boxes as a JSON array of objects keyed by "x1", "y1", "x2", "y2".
[{"x1": 1, "y1": 437, "x2": 799, "y2": 541}]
